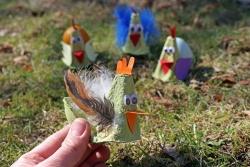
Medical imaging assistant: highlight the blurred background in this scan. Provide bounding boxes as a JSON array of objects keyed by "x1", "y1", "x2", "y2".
[{"x1": 0, "y1": 0, "x2": 250, "y2": 166}]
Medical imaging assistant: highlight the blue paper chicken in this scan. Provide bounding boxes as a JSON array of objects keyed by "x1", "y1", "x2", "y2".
[{"x1": 114, "y1": 5, "x2": 160, "y2": 56}]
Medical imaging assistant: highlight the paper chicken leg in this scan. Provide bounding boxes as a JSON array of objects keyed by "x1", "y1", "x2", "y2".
[
  {"x1": 152, "y1": 27, "x2": 193, "y2": 82},
  {"x1": 63, "y1": 57, "x2": 148, "y2": 143}
]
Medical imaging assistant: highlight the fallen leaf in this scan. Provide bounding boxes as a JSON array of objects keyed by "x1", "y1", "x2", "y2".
[
  {"x1": 193, "y1": 14, "x2": 203, "y2": 28},
  {"x1": 0, "y1": 28, "x2": 18, "y2": 37},
  {"x1": 213, "y1": 66, "x2": 222, "y2": 73},
  {"x1": 242, "y1": 111, "x2": 250, "y2": 117},
  {"x1": 156, "y1": 0, "x2": 185, "y2": 10},
  {"x1": 0, "y1": 99, "x2": 11, "y2": 108},
  {"x1": 0, "y1": 43, "x2": 13, "y2": 53},
  {"x1": 23, "y1": 64, "x2": 33, "y2": 72},
  {"x1": 13, "y1": 55, "x2": 33, "y2": 72},
  {"x1": 157, "y1": 98, "x2": 174, "y2": 108},
  {"x1": 239, "y1": 46, "x2": 250, "y2": 53},
  {"x1": 219, "y1": 36, "x2": 234, "y2": 50},
  {"x1": 212, "y1": 74, "x2": 236, "y2": 86},
  {"x1": 213, "y1": 94, "x2": 223, "y2": 102},
  {"x1": 54, "y1": 11, "x2": 64, "y2": 17},
  {"x1": 189, "y1": 79, "x2": 204, "y2": 89},
  {"x1": 13, "y1": 55, "x2": 30, "y2": 66},
  {"x1": 238, "y1": 79, "x2": 250, "y2": 85},
  {"x1": 200, "y1": 84, "x2": 210, "y2": 93},
  {"x1": 0, "y1": 28, "x2": 8, "y2": 37},
  {"x1": 156, "y1": 2, "x2": 173, "y2": 10},
  {"x1": 221, "y1": 76, "x2": 236, "y2": 84},
  {"x1": 201, "y1": 3, "x2": 220, "y2": 13},
  {"x1": 21, "y1": 50, "x2": 32, "y2": 56}
]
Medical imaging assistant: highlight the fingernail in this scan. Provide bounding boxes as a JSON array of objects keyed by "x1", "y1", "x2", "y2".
[{"x1": 70, "y1": 119, "x2": 86, "y2": 136}]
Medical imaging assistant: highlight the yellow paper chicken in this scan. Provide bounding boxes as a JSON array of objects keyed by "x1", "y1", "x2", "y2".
[{"x1": 61, "y1": 20, "x2": 97, "y2": 67}]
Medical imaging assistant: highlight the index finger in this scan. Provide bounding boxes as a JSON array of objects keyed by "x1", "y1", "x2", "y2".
[{"x1": 30, "y1": 125, "x2": 70, "y2": 159}]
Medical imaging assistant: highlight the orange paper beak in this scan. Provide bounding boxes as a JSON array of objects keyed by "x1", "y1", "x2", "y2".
[{"x1": 125, "y1": 111, "x2": 149, "y2": 133}]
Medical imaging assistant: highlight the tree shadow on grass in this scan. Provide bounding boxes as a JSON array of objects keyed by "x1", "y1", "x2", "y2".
[
  {"x1": 108, "y1": 150, "x2": 199, "y2": 167},
  {"x1": 186, "y1": 66, "x2": 214, "y2": 83},
  {"x1": 95, "y1": 51, "x2": 118, "y2": 68}
]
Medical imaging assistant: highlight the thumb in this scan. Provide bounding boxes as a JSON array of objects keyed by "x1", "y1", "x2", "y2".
[{"x1": 37, "y1": 118, "x2": 91, "y2": 167}]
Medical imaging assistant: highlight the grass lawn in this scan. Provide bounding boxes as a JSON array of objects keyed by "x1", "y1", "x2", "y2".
[{"x1": 0, "y1": 0, "x2": 249, "y2": 166}]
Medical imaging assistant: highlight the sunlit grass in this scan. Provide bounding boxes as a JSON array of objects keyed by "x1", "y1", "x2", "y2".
[{"x1": 0, "y1": 0, "x2": 249, "y2": 166}]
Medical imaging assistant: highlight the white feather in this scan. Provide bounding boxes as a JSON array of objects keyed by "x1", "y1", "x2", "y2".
[{"x1": 79, "y1": 67, "x2": 114, "y2": 100}]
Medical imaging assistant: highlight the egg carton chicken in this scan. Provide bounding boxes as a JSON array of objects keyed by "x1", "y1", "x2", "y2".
[
  {"x1": 114, "y1": 5, "x2": 160, "y2": 56},
  {"x1": 61, "y1": 20, "x2": 97, "y2": 67}
]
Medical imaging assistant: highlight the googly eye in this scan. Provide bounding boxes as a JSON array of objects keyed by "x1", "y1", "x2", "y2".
[
  {"x1": 164, "y1": 47, "x2": 175, "y2": 54},
  {"x1": 72, "y1": 37, "x2": 77, "y2": 44},
  {"x1": 168, "y1": 47, "x2": 175, "y2": 53},
  {"x1": 124, "y1": 95, "x2": 131, "y2": 105},
  {"x1": 72, "y1": 37, "x2": 80, "y2": 44},
  {"x1": 136, "y1": 24, "x2": 143, "y2": 33},
  {"x1": 76, "y1": 36, "x2": 81, "y2": 42},
  {"x1": 130, "y1": 94, "x2": 138, "y2": 105},
  {"x1": 130, "y1": 25, "x2": 136, "y2": 33},
  {"x1": 164, "y1": 47, "x2": 169, "y2": 53}
]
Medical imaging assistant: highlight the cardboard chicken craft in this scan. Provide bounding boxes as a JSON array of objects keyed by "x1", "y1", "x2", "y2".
[
  {"x1": 152, "y1": 27, "x2": 193, "y2": 82},
  {"x1": 114, "y1": 5, "x2": 160, "y2": 56},
  {"x1": 61, "y1": 20, "x2": 97, "y2": 67},
  {"x1": 63, "y1": 57, "x2": 148, "y2": 143}
]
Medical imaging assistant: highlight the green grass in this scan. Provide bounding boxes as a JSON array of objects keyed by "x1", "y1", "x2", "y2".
[{"x1": 0, "y1": 0, "x2": 250, "y2": 166}]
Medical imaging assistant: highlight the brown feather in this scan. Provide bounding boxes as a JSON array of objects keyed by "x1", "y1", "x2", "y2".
[
  {"x1": 64, "y1": 70, "x2": 95, "y2": 115},
  {"x1": 64, "y1": 70, "x2": 115, "y2": 129}
]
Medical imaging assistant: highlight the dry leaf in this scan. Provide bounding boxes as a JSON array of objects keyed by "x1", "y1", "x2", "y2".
[
  {"x1": 213, "y1": 94, "x2": 223, "y2": 102},
  {"x1": 242, "y1": 111, "x2": 250, "y2": 117},
  {"x1": 189, "y1": 79, "x2": 204, "y2": 89},
  {"x1": 156, "y1": 0, "x2": 185, "y2": 10},
  {"x1": 13, "y1": 55, "x2": 30, "y2": 66},
  {"x1": 23, "y1": 64, "x2": 33, "y2": 72},
  {"x1": 219, "y1": 36, "x2": 234, "y2": 50},
  {"x1": 0, "y1": 99, "x2": 11, "y2": 108},
  {"x1": 212, "y1": 74, "x2": 236, "y2": 86},
  {"x1": 221, "y1": 76, "x2": 236, "y2": 84},
  {"x1": 157, "y1": 98, "x2": 174, "y2": 108},
  {"x1": 13, "y1": 55, "x2": 33, "y2": 72},
  {"x1": 200, "y1": 84, "x2": 210, "y2": 93},
  {"x1": 193, "y1": 14, "x2": 203, "y2": 28},
  {"x1": 0, "y1": 28, "x2": 8, "y2": 37},
  {"x1": 201, "y1": 3, "x2": 220, "y2": 13},
  {"x1": 0, "y1": 44, "x2": 13, "y2": 53},
  {"x1": 238, "y1": 79, "x2": 250, "y2": 85},
  {"x1": 239, "y1": 46, "x2": 250, "y2": 53}
]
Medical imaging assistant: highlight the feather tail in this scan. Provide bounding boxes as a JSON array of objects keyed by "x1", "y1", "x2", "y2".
[
  {"x1": 64, "y1": 70, "x2": 95, "y2": 115},
  {"x1": 64, "y1": 70, "x2": 115, "y2": 128},
  {"x1": 114, "y1": 5, "x2": 132, "y2": 47},
  {"x1": 140, "y1": 9, "x2": 160, "y2": 45}
]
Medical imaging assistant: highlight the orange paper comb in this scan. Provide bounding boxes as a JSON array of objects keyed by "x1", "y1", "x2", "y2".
[{"x1": 116, "y1": 56, "x2": 135, "y2": 75}]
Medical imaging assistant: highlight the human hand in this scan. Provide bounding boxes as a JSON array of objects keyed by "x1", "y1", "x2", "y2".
[{"x1": 12, "y1": 118, "x2": 110, "y2": 167}]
